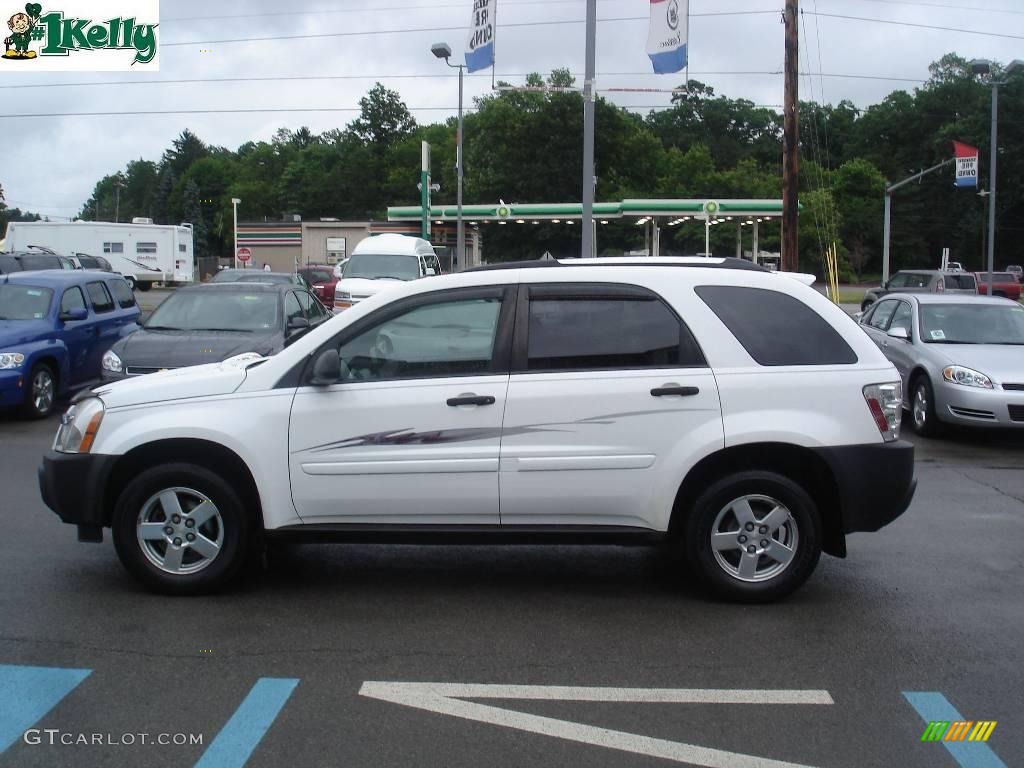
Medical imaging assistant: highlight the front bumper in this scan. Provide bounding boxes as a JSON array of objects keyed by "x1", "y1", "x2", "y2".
[
  {"x1": 38, "y1": 450, "x2": 119, "y2": 541},
  {"x1": 935, "y1": 381, "x2": 1024, "y2": 428},
  {"x1": 0, "y1": 369, "x2": 27, "y2": 408},
  {"x1": 813, "y1": 440, "x2": 917, "y2": 533}
]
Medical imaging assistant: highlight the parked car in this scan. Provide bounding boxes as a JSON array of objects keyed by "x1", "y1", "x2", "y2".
[
  {"x1": 211, "y1": 268, "x2": 312, "y2": 291},
  {"x1": 858, "y1": 294, "x2": 1024, "y2": 435},
  {"x1": 334, "y1": 234, "x2": 442, "y2": 311},
  {"x1": 1002, "y1": 264, "x2": 1022, "y2": 283},
  {"x1": 0, "y1": 271, "x2": 139, "y2": 417},
  {"x1": 0, "y1": 251, "x2": 77, "y2": 275},
  {"x1": 946, "y1": 262, "x2": 965, "y2": 272},
  {"x1": 298, "y1": 266, "x2": 338, "y2": 307},
  {"x1": 976, "y1": 272, "x2": 1022, "y2": 301},
  {"x1": 70, "y1": 252, "x2": 114, "y2": 272},
  {"x1": 99, "y1": 282, "x2": 331, "y2": 380},
  {"x1": 861, "y1": 270, "x2": 978, "y2": 312},
  {"x1": 39, "y1": 257, "x2": 915, "y2": 601}
]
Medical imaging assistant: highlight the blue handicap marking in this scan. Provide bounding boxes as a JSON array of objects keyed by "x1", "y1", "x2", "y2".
[
  {"x1": 0, "y1": 664, "x2": 92, "y2": 754},
  {"x1": 194, "y1": 677, "x2": 299, "y2": 768},
  {"x1": 903, "y1": 691, "x2": 1007, "y2": 768}
]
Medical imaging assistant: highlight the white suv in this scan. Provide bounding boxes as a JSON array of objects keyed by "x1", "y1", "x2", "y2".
[{"x1": 39, "y1": 258, "x2": 916, "y2": 602}]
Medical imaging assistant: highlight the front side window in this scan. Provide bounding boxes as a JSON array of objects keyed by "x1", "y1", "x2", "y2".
[
  {"x1": 77, "y1": 255, "x2": 99, "y2": 269},
  {"x1": 60, "y1": 286, "x2": 87, "y2": 314},
  {"x1": 697, "y1": 285, "x2": 857, "y2": 366},
  {"x1": 888, "y1": 302, "x2": 913, "y2": 335},
  {"x1": 107, "y1": 279, "x2": 136, "y2": 309},
  {"x1": 103, "y1": 242, "x2": 124, "y2": 254},
  {"x1": 0, "y1": 285, "x2": 54, "y2": 320},
  {"x1": 296, "y1": 291, "x2": 327, "y2": 322},
  {"x1": 336, "y1": 297, "x2": 502, "y2": 381},
  {"x1": 526, "y1": 286, "x2": 701, "y2": 372},
  {"x1": 136, "y1": 242, "x2": 158, "y2": 254},
  {"x1": 285, "y1": 292, "x2": 304, "y2": 324},
  {"x1": 85, "y1": 281, "x2": 115, "y2": 313},
  {"x1": 868, "y1": 299, "x2": 898, "y2": 330}
]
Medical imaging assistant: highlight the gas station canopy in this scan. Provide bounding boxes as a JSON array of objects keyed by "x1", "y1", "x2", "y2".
[{"x1": 387, "y1": 199, "x2": 788, "y2": 224}]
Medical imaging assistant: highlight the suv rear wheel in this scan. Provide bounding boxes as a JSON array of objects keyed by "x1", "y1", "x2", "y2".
[
  {"x1": 112, "y1": 463, "x2": 251, "y2": 595},
  {"x1": 683, "y1": 471, "x2": 822, "y2": 602}
]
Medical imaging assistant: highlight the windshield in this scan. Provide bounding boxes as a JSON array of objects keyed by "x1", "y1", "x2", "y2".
[
  {"x1": 888, "y1": 272, "x2": 930, "y2": 289},
  {"x1": 0, "y1": 285, "x2": 53, "y2": 320},
  {"x1": 305, "y1": 269, "x2": 333, "y2": 283},
  {"x1": 146, "y1": 290, "x2": 280, "y2": 332},
  {"x1": 920, "y1": 303, "x2": 1024, "y2": 345},
  {"x1": 344, "y1": 254, "x2": 419, "y2": 281}
]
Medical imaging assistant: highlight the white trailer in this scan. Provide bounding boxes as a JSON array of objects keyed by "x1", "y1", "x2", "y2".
[{"x1": 3, "y1": 218, "x2": 195, "y2": 291}]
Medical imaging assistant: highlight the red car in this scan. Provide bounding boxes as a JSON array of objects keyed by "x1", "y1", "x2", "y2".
[
  {"x1": 975, "y1": 272, "x2": 1022, "y2": 301},
  {"x1": 298, "y1": 266, "x2": 337, "y2": 307}
]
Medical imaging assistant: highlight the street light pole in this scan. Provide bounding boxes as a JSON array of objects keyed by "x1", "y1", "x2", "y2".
[
  {"x1": 580, "y1": 0, "x2": 597, "y2": 259},
  {"x1": 431, "y1": 43, "x2": 466, "y2": 268},
  {"x1": 971, "y1": 58, "x2": 1023, "y2": 297},
  {"x1": 113, "y1": 177, "x2": 126, "y2": 223},
  {"x1": 231, "y1": 197, "x2": 241, "y2": 270}
]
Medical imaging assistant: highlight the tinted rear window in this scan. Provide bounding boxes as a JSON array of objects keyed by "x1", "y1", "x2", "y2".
[
  {"x1": 18, "y1": 255, "x2": 61, "y2": 271},
  {"x1": 0, "y1": 255, "x2": 19, "y2": 274},
  {"x1": 86, "y1": 281, "x2": 115, "y2": 313},
  {"x1": 107, "y1": 278, "x2": 136, "y2": 309},
  {"x1": 696, "y1": 286, "x2": 857, "y2": 366},
  {"x1": 944, "y1": 274, "x2": 977, "y2": 289}
]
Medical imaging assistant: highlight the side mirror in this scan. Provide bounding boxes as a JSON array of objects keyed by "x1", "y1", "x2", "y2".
[
  {"x1": 60, "y1": 307, "x2": 89, "y2": 322},
  {"x1": 425, "y1": 267, "x2": 437, "y2": 276},
  {"x1": 309, "y1": 348, "x2": 341, "y2": 386},
  {"x1": 887, "y1": 326, "x2": 910, "y2": 341},
  {"x1": 287, "y1": 316, "x2": 310, "y2": 333}
]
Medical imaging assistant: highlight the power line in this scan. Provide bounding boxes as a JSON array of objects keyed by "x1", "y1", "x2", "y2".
[
  {"x1": 806, "y1": 11, "x2": 1024, "y2": 39},
  {"x1": 0, "y1": 102, "x2": 787, "y2": 120},
  {"x1": 162, "y1": 12, "x2": 778, "y2": 48},
  {"x1": 834, "y1": 0, "x2": 1024, "y2": 15},
  {"x1": 0, "y1": 71, "x2": 927, "y2": 91}
]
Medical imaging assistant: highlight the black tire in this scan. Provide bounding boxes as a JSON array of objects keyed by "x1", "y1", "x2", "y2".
[
  {"x1": 21, "y1": 362, "x2": 57, "y2": 419},
  {"x1": 137, "y1": 281, "x2": 152, "y2": 292},
  {"x1": 683, "y1": 471, "x2": 822, "y2": 603},
  {"x1": 909, "y1": 375, "x2": 941, "y2": 437},
  {"x1": 112, "y1": 463, "x2": 252, "y2": 595},
  {"x1": 124, "y1": 276, "x2": 137, "y2": 291}
]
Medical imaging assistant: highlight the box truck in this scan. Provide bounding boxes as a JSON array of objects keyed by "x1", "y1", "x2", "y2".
[{"x1": 3, "y1": 219, "x2": 194, "y2": 291}]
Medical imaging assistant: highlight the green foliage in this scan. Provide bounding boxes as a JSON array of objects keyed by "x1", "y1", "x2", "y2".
[{"x1": 71, "y1": 56, "x2": 1024, "y2": 271}]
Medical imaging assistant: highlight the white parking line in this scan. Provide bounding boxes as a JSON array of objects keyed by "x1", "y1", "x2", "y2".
[{"x1": 360, "y1": 682, "x2": 834, "y2": 768}]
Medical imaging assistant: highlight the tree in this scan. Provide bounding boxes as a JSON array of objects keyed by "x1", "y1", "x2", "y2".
[
  {"x1": 182, "y1": 178, "x2": 208, "y2": 260},
  {"x1": 833, "y1": 159, "x2": 886, "y2": 279},
  {"x1": 349, "y1": 83, "x2": 417, "y2": 152}
]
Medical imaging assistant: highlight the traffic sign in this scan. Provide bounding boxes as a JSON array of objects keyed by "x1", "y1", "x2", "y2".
[{"x1": 236, "y1": 247, "x2": 252, "y2": 263}]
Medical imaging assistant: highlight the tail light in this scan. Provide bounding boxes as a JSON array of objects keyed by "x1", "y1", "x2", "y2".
[{"x1": 863, "y1": 382, "x2": 902, "y2": 442}]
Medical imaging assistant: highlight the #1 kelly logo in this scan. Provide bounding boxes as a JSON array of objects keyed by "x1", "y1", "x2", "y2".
[{"x1": 3, "y1": 0, "x2": 158, "y2": 70}]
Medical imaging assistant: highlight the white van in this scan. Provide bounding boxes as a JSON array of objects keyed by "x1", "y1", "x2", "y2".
[{"x1": 333, "y1": 234, "x2": 441, "y2": 311}]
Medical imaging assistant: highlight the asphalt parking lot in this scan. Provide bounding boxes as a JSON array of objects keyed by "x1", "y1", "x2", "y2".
[{"x1": 0, "y1": 406, "x2": 1021, "y2": 768}]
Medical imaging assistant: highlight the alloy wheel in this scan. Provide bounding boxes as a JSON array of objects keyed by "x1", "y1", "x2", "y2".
[
  {"x1": 710, "y1": 494, "x2": 799, "y2": 582},
  {"x1": 136, "y1": 487, "x2": 224, "y2": 575}
]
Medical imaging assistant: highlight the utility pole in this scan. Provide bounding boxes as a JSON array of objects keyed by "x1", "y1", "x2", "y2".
[
  {"x1": 781, "y1": 0, "x2": 799, "y2": 272},
  {"x1": 580, "y1": 0, "x2": 597, "y2": 259},
  {"x1": 113, "y1": 177, "x2": 126, "y2": 223}
]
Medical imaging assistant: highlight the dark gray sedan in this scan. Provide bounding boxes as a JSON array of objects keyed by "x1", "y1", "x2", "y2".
[
  {"x1": 857, "y1": 293, "x2": 1024, "y2": 435},
  {"x1": 100, "y1": 282, "x2": 332, "y2": 379}
]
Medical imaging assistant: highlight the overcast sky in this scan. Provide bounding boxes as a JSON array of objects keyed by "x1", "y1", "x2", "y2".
[{"x1": 1, "y1": 0, "x2": 1020, "y2": 221}]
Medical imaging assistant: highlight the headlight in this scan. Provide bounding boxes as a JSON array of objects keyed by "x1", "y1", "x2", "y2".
[
  {"x1": 53, "y1": 397, "x2": 105, "y2": 454},
  {"x1": 0, "y1": 352, "x2": 25, "y2": 369},
  {"x1": 942, "y1": 365, "x2": 993, "y2": 389},
  {"x1": 101, "y1": 349, "x2": 123, "y2": 373}
]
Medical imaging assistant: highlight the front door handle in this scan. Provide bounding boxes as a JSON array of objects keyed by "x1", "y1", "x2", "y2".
[
  {"x1": 651, "y1": 385, "x2": 699, "y2": 397},
  {"x1": 447, "y1": 395, "x2": 496, "y2": 407}
]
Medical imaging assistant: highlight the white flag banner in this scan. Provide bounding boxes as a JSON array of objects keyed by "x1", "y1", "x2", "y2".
[
  {"x1": 466, "y1": 0, "x2": 496, "y2": 73},
  {"x1": 647, "y1": 0, "x2": 687, "y2": 74}
]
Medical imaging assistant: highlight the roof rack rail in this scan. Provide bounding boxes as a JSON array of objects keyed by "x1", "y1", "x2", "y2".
[{"x1": 467, "y1": 257, "x2": 768, "y2": 273}]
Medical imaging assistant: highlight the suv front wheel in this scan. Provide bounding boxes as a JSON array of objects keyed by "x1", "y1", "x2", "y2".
[
  {"x1": 112, "y1": 463, "x2": 251, "y2": 595},
  {"x1": 683, "y1": 471, "x2": 822, "y2": 602}
]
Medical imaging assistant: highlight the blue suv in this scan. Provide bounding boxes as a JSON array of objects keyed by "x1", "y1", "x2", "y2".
[{"x1": 0, "y1": 271, "x2": 140, "y2": 418}]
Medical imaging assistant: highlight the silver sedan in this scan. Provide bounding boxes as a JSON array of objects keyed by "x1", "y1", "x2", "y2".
[{"x1": 857, "y1": 293, "x2": 1024, "y2": 435}]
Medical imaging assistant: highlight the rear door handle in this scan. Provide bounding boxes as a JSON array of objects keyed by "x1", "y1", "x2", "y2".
[
  {"x1": 650, "y1": 385, "x2": 699, "y2": 397},
  {"x1": 447, "y1": 395, "x2": 496, "y2": 407}
]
